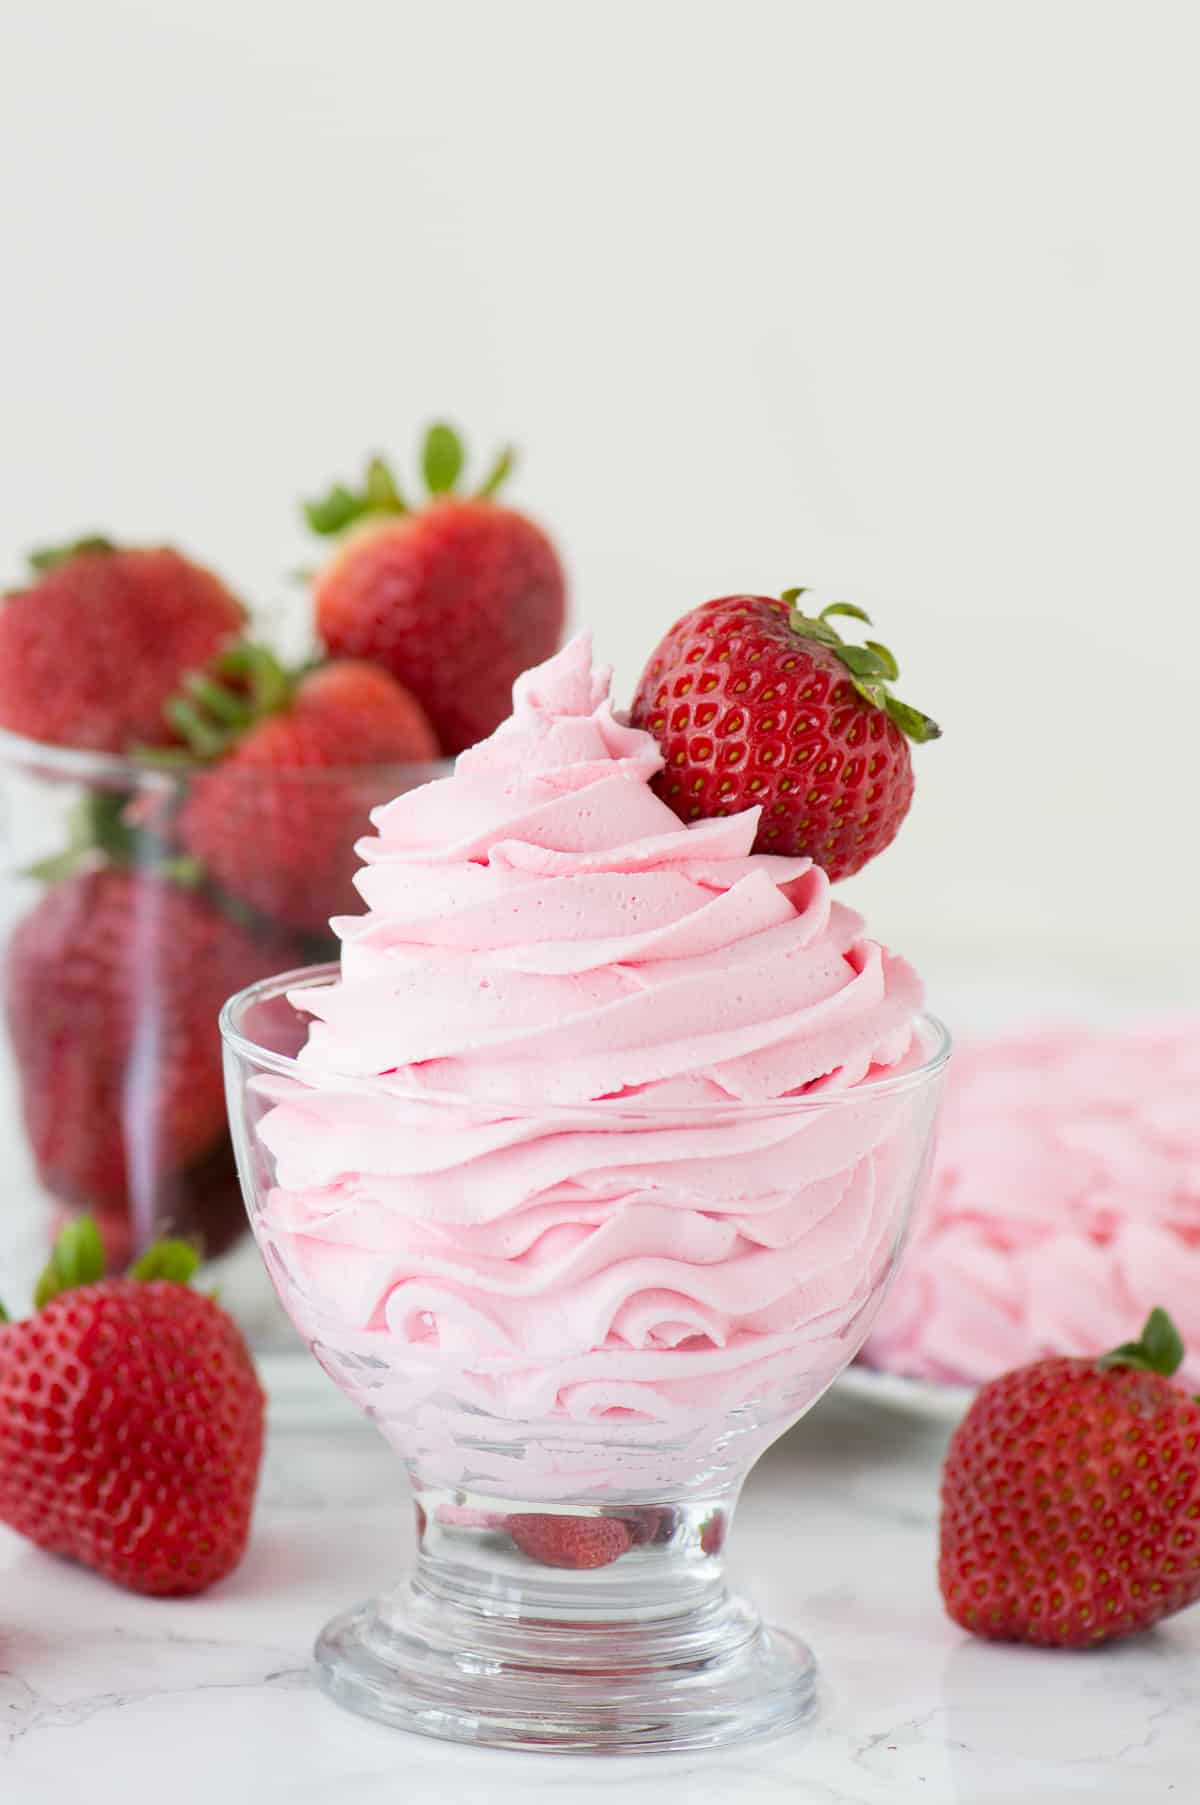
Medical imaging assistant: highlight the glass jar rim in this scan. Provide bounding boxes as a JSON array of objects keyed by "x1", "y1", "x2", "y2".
[
  {"x1": 220, "y1": 962, "x2": 952, "y2": 1113},
  {"x1": 0, "y1": 724, "x2": 451, "y2": 788}
]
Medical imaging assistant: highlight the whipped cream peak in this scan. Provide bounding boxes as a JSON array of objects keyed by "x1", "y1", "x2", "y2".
[
  {"x1": 298, "y1": 635, "x2": 921, "y2": 1106},
  {"x1": 494, "y1": 628, "x2": 653, "y2": 767},
  {"x1": 358, "y1": 635, "x2": 666, "y2": 871}
]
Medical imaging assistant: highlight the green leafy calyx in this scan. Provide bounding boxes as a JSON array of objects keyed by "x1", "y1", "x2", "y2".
[
  {"x1": 781, "y1": 589, "x2": 941, "y2": 744},
  {"x1": 34, "y1": 1216, "x2": 108, "y2": 1308},
  {"x1": 129, "y1": 1239, "x2": 202, "y2": 1284},
  {"x1": 32, "y1": 1216, "x2": 201, "y2": 1312},
  {"x1": 24, "y1": 782, "x2": 205, "y2": 891},
  {"x1": 25, "y1": 789, "x2": 142, "y2": 885},
  {"x1": 159, "y1": 641, "x2": 293, "y2": 763},
  {"x1": 422, "y1": 423, "x2": 465, "y2": 494},
  {"x1": 27, "y1": 535, "x2": 117, "y2": 576},
  {"x1": 303, "y1": 424, "x2": 517, "y2": 536},
  {"x1": 1099, "y1": 1307, "x2": 1185, "y2": 1379}
]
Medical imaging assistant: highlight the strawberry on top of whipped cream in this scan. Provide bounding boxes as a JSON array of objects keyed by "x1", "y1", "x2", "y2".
[{"x1": 253, "y1": 636, "x2": 935, "y2": 1493}]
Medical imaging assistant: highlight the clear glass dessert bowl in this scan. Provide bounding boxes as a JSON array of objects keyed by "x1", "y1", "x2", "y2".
[{"x1": 221, "y1": 965, "x2": 949, "y2": 1754}]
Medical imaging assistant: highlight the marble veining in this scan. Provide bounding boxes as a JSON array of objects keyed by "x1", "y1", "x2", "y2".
[
  {"x1": 1, "y1": 1625, "x2": 309, "y2": 1745},
  {"x1": 2, "y1": 1366, "x2": 1198, "y2": 1804}
]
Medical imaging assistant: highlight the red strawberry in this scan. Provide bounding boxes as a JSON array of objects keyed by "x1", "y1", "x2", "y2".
[
  {"x1": 699, "y1": 1509, "x2": 727, "y2": 1556},
  {"x1": 939, "y1": 1310, "x2": 1200, "y2": 1648},
  {"x1": 171, "y1": 646, "x2": 440, "y2": 936},
  {"x1": 618, "y1": 1505, "x2": 673, "y2": 1546},
  {"x1": 507, "y1": 1513, "x2": 634, "y2": 1570},
  {"x1": 0, "y1": 1218, "x2": 264, "y2": 1596},
  {"x1": 0, "y1": 539, "x2": 244, "y2": 753},
  {"x1": 630, "y1": 592, "x2": 939, "y2": 881},
  {"x1": 307, "y1": 425, "x2": 566, "y2": 754},
  {"x1": 4, "y1": 866, "x2": 288, "y2": 1231}
]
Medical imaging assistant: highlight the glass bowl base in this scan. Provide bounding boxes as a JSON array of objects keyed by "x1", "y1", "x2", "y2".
[{"x1": 315, "y1": 1587, "x2": 818, "y2": 1754}]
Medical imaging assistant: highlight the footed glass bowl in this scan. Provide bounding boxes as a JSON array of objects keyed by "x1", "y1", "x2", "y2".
[{"x1": 221, "y1": 966, "x2": 949, "y2": 1754}]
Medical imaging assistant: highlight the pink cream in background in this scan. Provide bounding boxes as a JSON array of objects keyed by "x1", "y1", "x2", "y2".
[
  {"x1": 251, "y1": 636, "x2": 936, "y2": 1495},
  {"x1": 866, "y1": 1017, "x2": 1200, "y2": 1389}
]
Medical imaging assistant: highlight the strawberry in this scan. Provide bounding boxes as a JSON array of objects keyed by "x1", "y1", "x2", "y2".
[
  {"x1": 0, "y1": 539, "x2": 244, "y2": 753},
  {"x1": 170, "y1": 645, "x2": 440, "y2": 935},
  {"x1": 618, "y1": 1505, "x2": 674, "y2": 1546},
  {"x1": 939, "y1": 1310, "x2": 1200, "y2": 1648},
  {"x1": 0, "y1": 1218, "x2": 264, "y2": 1596},
  {"x1": 630, "y1": 592, "x2": 939, "y2": 881},
  {"x1": 699, "y1": 1509, "x2": 727, "y2": 1556},
  {"x1": 507, "y1": 1513, "x2": 634, "y2": 1570},
  {"x1": 306, "y1": 424, "x2": 567, "y2": 754},
  {"x1": 4, "y1": 866, "x2": 288, "y2": 1235}
]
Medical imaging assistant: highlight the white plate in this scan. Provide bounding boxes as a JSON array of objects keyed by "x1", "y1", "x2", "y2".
[{"x1": 836, "y1": 1362, "x2": 974, "y2": 1425}]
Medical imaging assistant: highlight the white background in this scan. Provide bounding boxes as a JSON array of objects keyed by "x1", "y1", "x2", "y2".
[{"x1": 2, "y1": 0, "x2": 1198, "y2": 990}]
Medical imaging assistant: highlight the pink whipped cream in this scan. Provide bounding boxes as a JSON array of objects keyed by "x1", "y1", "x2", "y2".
[
  {"x1": 255, "y1": 635, "x2": 934, "y2": 1492},
  {"x1": 866, "y1": 1017, "x2": 1200, "y2": 1388}
]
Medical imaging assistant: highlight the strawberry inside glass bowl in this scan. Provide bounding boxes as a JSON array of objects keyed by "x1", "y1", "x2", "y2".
[{"x1": 221, "y1": 963, "x2": 949, "y2": 1753}]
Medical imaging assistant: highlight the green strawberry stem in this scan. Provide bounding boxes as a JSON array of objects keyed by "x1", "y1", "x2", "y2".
[
  {"x1": 780, "y1": 589, "x2": 942, "y2": 744},
  {"x1": 422, "y1": 423, "x2": 464, "y2": 494},
  {"x1": 32, "y1": 1215, "x2": 201, "y2": 1311},
  {"x1": 302, "y1": 483, "x2": 376, "y2": 535},
  {"x1": 475, "y1": 444, "x2": 516, "y2": 500},
  {"x1": 26, "y1": 789, "x2": 142, "y2": 884},
  {"x1": 363, "y1": 455, "x2": 406, "y2": 514},
  {"x1": 1100, "y1": 1307, "x2": 1185, "y2": 1378},
  {"x1": 25, "y1": 786, "x2": 204, "y2": 889},
  {"x1": 26, "y1": 846, "x2": 93, "y2": 885},
  {"x1": 34, "y1": 1216, "x2": 107, "y2": 1307},
  {"x1": 160, "y1": 641, "x2": 293, "y2": 763},
  {"x1": 27, "y1": 534, "x2": 116, "y2": 576},
  {"x1": 129, "y1": 1239, "x2": 202, "y2": 1284},
  {"x1": 303, "y1": 423, "x2": 517, "y2": 535}
]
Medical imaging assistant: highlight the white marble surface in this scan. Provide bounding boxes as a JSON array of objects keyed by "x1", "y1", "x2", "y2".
[{"x1": 3, "y1": 1368, "x2": 1198, "y2": 1805}]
